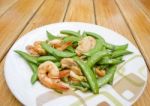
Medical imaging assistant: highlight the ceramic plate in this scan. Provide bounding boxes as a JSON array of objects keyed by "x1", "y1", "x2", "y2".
[{"x1": 4, "y1": 22, "x2": 148, "y2": 106}]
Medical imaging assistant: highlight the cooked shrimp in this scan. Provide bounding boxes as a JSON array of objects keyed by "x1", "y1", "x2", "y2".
[
  {"x1": 48, "y1": 39, "x2": 72, "y2": 51},
  {"x1": 38, "y1": 61, "x2": 69, "y2": 91},
  {"x1": 48, "y1": 39, "x2": 62, "y2": 48},
  {"x1": 61, "y1": 58, "x2": 82, "y2": 75},
  {"x1": 75, "y1": 36, "x2": 96, "y2": 56},
  {"x1": 26, "y1": 41, "x2": 46, "y2": 56}
]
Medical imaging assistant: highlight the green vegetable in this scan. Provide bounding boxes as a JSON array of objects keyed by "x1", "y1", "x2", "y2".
[
  {"x1": 54, "y1": 62, "x2": 61, "y2": 68},
  {"x1": 46, "y1": 31, "x2": 59, "y2": 40},
  {"x1": 85, "y1": 32, "x2": 105, "y2": 43},
  {"x1": 111, "y1": 50, "x2": 132, "y2": 58},
  {"x1": 28, "y1": 62, "x2": 38, "y2": 84},
  {"x1": 41, "y1": 42, "x2": 76, "y2": 58},
  {"x1": 60, "y1": 30, "x2": 80, "y2": 37},
  {"x1": 81, "y1": 82, "x2": 90, "y2": 89},
  {"x1": 37, "y1": 56, "x2": 57, "y2": 63},
  {"x1": 87, "y1": 51, "x2": 110, "y2": 68},
  {"x1": 98, "y1": 65, "x2": 116, "y2": 87},
  {"x1": 15, "y1": 50, "x2": 38, "y2": 64},
  {"x1": 99, "y1": 58, "x2": 124, "y2": 65},
  {"x1": 84, "y1": 39, "x2": 104, "y2": 56},
  {"x1": 104, "y1": 43, "x2": 128, "y2": 50},
  {"x1": 63, "y1": 36, "x2": 80, "y2": 43},
  {"x1": 74, "y1": 57, "x2": 99, "y2": 94}
]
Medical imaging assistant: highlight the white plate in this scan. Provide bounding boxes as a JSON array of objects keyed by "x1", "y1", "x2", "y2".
[{"x1": 4, "y1": 22, "x2": 148, "y2": 106}]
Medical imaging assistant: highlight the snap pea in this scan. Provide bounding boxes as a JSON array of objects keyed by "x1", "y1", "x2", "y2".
[
  {"x1": 37, "y1": 56, "x2": 57, "y2": 63},
  {"x1": 54, "y1": 62, "x2": 61, "y2": 68},
  {"x1": 15, "y1": 50, "x2": 38, "y2": 64},
  {"x1": 63, "y1": 36, "x2": 80, "y2": 43},
  {"x1": 85, "y1": 32, "x2": 105, "y2": 43},
  {"x1": 28, "y1": 62, "x2": 38, "y2": 84},
  {"x1": 41, "y1": 42, "x2": 76, "y2": 58},
  {"x1": 46, "y1": 31, "x2": 59, "y2": 40},
  {"x1": 87, "y1": 51, "x2": 110, "y2": 68},
  {"x1": 84, "y1": 39, "x2": 103, "y2": 56},
  {"x1": 66, "y1": 46, "x2": 75, "y2": 52},
  {"x1": 81, "y1": 82, "x2": 90, "y2": 89},
  {"x1": 60, "y1": 30, "x2": 80, "y2": 37},
  {"x1": 74, "y1": 57, "x2": 99, "y2": 94},
  {"x1": 111, "y1": 50, "x2": 132, "y2": 58},
  {"x1": 99, "y1": 58, "x2": 124, "y2": 65},
  {"x1": 98, "y1": 65, "x2": 116, "y2": 87},
  {"x1": 104, "y1": 43, "x2": 128, "y2": 50}
]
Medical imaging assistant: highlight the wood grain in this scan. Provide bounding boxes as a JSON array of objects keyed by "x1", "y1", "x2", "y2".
[
  {"x1": 115, "y1": 0, "x2": 150, "y2": 69},
  {"x1": 0, "y1": 0, "x2": 18, "y2": 16},
  {"x1": 65, "y1": 0, "x2": 95, "y2": 23},
  {"x1": 137, "y1": 0, "x2": 150, "y2": 17},
  {"x1": 94, "y1": 0, "x2": 136, "y2": 45},
  {"x1": 21, "y1": 0, "x2": 69, "y2": 36},
  {"x1": 0, "y1": 0, "x2": 45, "y2": 62},
  {"x1": 0, "y1": 0, "x2": 69, "y2": 105}
]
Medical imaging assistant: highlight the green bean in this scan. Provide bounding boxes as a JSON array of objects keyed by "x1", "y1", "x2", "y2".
[
  {"x1": 60, "y1": 30, "x2": 80, "y2": 37},
  {"x1": 54, "y1": 62, "x2": 61, "y2": 68},
  {"x1": 84, "y1": 39, "x2": 103, "y2": 56},
  {"x1": 63, "y1": 36, "x2": 80, "y2": 43},
  {"x1": 46, "y1": 31, "x2": 59, "y2": 40},
  {"x1": 41, "y1": 42, "x2": 76, "y2": 57},
  {"x1": 28, "y1": 62, "x2": 38, "y2": 84},
  {"x1": 111, "y1": 50, "x2": 132, "y2": 58},
  {"x1": 104, "y1": 43, "x2": 128, "y2": 50},
  {"x1": 66, "y1": 46, "x2": 75, "y2": 52},
  {"x1": 98, "y1": 65, "x2": 116, "y2": 87},
  {"x1": 99, "y1": 58, "x2": 124, "y2": 65},
  {"x1": 85, "y1": 32, "x2": 105, "y2": 43},
  {"x1": 81, "y1": 82, "x2": 90, "y2": 89},
  {"x1": 82, "y1": 31, "x2": 87, "y2": 38},
  {"x1": 15, "y1": 50, "x2": 38, "y2": 64},
  {"x1": 87, "y1": 51, "x2": 110, "y2": 68},
  {"x1": 37, "y1": 56, "x2": 57, "y2": 63},
  {"x1": 74, "y1": 57, "x2": 99, "y2": 94}
]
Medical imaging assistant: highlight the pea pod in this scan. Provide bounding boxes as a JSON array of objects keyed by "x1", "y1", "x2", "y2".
[
  {"x1": 111, "y1": 50, "x2": 132, "y2": 58},
  {"x1": 60, "y1": 30, "x2": 80, "y2": 37},
  {"x1": 74, "y1": 57, "x2": 99, "y2": 94},
  {"x1": 84, "y1": 39, "x2": 103, "y2": 56},
  {"x1": 37, "y1": 56, "x2": 57, "y2": 63},
  {"x1": 87, "y1": 51, "x2": 110, "y2": 68},
  {"x1": 104, "y1": 43, "x2": 128, "y2": 50},
  {"x1": 15, "y1": 50, "x2": 38, "y2": 64},
  {"x1": 63, "y1": 36, "x2": 80, "y2": 43},
  {"x1": 28, "y1": 62, "x2": 38, "y2": 84},
  {"x1": 54, "y1": 62, "x2": 61, "y2": 68},
  {"x1": 66, "y1": 46, "x2": 75, "y2": 52},
  {"x1": 46, "y1": 31, "x2": 59, "y2": 40},
  {"x1": 98, "y1": 65, "x2": 116, "y2": 87},
  {"x1": 99, "y1": 58, "x2": 124, "y2": 65},
  {"x1": 85, "y1": 32, "x2": 105, "y2": 43},
  {"x1": 41, "y1": 42, "x2": 76, "y2": 58}
]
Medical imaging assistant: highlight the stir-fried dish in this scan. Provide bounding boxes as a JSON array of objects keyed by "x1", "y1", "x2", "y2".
[{"x1": 15, "y1": 30, "x2": 132, "y2": 94}]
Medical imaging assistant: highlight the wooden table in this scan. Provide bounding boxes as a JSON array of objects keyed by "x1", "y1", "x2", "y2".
[{"x1": 0, "y1": 0, "x2": 150, "y2": 105}]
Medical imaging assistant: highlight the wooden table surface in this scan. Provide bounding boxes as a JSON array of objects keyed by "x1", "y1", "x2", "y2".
[{"x1": 0, "y1": 0, "x2": 150, "y2": 105}]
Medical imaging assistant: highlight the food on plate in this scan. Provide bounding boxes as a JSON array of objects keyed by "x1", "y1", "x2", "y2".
[{"x1": 15, "y1": 30, "x2": 132, "y2": 94}]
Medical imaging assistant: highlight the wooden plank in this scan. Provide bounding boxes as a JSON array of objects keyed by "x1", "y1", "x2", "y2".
[
  {"x1": 136, "y1": 0, "x2": 150, "y2": 18},
  {"x1": 0, "y1": 0, "x2": 69, "y2": 105},
  {"x1": 115, "y1": 0, "x2": 150, "y2": 69},
  {"x1": 0, "y1": 0, "x2": 18, "y2": 16},
  {"x1": 65, "y1": 0, "x2": 95, "y2": 23},
  {"x1": 0, "y1": 0, "x2": 45, "y2": 62},
  {"x1": 94, "y1": 0, "x2": 136, "y2": 45},
  {"x1": 21, "y1": 0, "x2": 69, "y2": 36}
]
